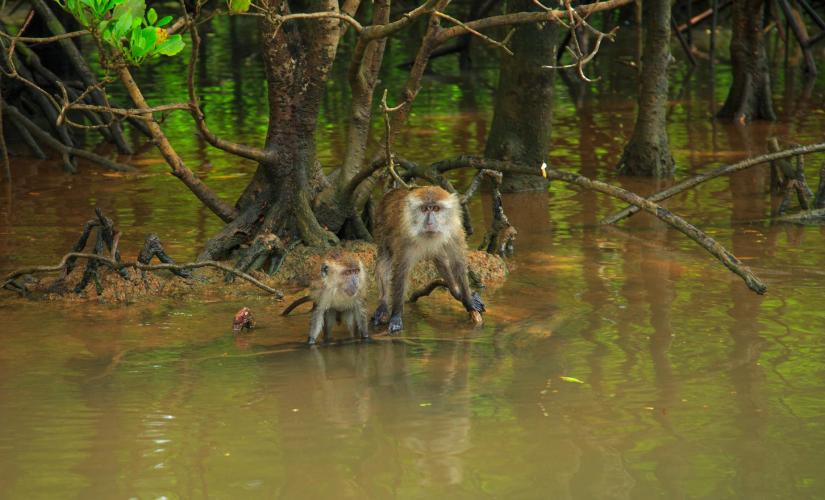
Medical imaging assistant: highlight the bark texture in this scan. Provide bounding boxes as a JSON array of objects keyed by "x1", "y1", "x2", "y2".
[
  {"x1": 484, "y1": 0, "x2": 557, "y2": 193},
  {"x1": 200, "y1": 0, "x2": 344, "y2": 260},
  {"x1": 616, "y1": 0, "x2": 675, "y2": 177},
  {"x1": 717, "y1": 0, "x2": 776, "y2": 122}
]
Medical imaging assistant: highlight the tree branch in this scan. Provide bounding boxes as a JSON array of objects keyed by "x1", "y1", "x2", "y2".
[
  {"x1": 116, "y1": 65, "x2": 238, "y2": 222},
  {"x1": 601, "y1": 142, "x2": 825, "y2": 225},
  {"x1": 431, "y1": 155, "x2": 767, "y2": 294},
  {"x1": 433, "y1": 0, "x2": 633, "y2": 44},
  {"x1": 184, "y1": 3, "x2": 275, "y2": 164}
]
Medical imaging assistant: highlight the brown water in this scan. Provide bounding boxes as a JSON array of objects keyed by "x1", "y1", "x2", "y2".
[{"x1": 2, "y1": 19, "x2": 825, "y2": 499}]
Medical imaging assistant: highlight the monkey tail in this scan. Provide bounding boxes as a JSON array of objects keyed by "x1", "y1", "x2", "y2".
[{"x1": 281, "y1": 295, "x2": 313, "y2": 316}]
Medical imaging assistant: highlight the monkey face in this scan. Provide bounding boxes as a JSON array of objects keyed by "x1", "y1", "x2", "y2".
[
  {"x1": 406, "y1": 187, "x2": 459, "y2": 239},
  {"x1": 319, "y1": 255, "x2": 364, "y2": 300},
  {"x1": 342, "y1": 267, "x2": 361, "y2": 297}
]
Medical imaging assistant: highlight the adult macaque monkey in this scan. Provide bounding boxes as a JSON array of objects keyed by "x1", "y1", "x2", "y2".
[
  {"x1": 282, "y1": 252, "x2": 369, "y2": 345},
  {"x1": 372, "y1": 186, "x2": 485, "y2": 333}
]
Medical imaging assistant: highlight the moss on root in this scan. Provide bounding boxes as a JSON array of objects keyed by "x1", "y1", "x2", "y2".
[{"x1": 17, "y1": 241, "x2": 508, "y2": 304}]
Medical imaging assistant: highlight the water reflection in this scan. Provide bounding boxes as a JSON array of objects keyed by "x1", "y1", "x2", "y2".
[{"x1": 2, "y1": 16, "x2": 825, "y2": 500}]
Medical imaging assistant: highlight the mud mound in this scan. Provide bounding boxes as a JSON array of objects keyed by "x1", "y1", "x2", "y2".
[{"x1": 12, "y1": 242, "x2": 508, "y2": 304}]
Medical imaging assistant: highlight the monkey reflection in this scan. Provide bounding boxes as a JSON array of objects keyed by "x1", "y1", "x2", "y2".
[
  {"x1": 282, "y1": 252, "x2": 368, "y2": 345},
  {"x1": 372, "y1": 186, "x2": 485, "y2": 334}
]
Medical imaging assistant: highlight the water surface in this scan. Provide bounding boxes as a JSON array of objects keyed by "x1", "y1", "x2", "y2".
[{"x1": 1, "y1": 18, "x2": 825, "y2": 499}]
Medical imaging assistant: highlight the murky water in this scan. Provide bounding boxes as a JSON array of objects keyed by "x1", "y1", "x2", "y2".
[{"x1": 2, "y1": 18, "x2": 825, "y2": 499}]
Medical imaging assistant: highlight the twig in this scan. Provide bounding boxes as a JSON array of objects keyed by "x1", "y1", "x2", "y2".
[
  {"x1": 601, "y1": 142, "x2": 825, "y2": 225},
  {"x1": 0, "y1": 29, "x2": 89, "y2": 44},
  {"x1": 183, "y1": 1, "x2": 275, "y2": 164},
  {"x1": 430, "y1": 155, "x2": 767, "y2": 294},
  {"x1": 2, "y1": 252, "x2": 284, "y2": 298},
  {"x1": 379, "y1": 89, "x2": 411, "y2": 189},
  {"x1": 433, "y1": 11, "x2": 513, "y2": 55}
]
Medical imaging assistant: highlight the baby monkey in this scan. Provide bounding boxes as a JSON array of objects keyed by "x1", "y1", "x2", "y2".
[
  {"x1": 282, "y1": 252, "x2": 369, "y2": 345},
  {"x1": 373, "y1": 186, "x2": 485, "y2": 334}
]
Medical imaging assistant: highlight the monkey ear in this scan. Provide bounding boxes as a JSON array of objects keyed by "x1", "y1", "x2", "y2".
[{"x1": 320, "y1": 263, "x2": 329, "y2": 277}]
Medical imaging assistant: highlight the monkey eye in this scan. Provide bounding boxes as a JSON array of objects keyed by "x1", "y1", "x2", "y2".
[
  {"x1": 432, "y1": 205, "x2": 441, "y2": 212},
  {"x1": 320, "y1": 264, "x2": 329, "y2": 276},
  {"x1": 419, "y1": 206, "x2": 428, "y2": 213}
]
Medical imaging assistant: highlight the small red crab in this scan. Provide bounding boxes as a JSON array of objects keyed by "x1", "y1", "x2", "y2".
[{"x1": 232, "y1": 307, "x2": 256, "y2": 333}]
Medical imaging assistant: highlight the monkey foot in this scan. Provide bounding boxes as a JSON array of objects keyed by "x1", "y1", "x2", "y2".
[
  {"x1": 307, "y1": 336, "x2": 318, "y2": 346},
  {"x1": 471, "y1": 291, "x2": 486, "y2": 313},
  {"x1": 469, "y1": 310, "x2": 483, "y2": 326},
  {"x1": 372, "y1": 304, "x2": 389, "y2": 326},
  {"x1": 387, "y1": 315, "x2": 403, "y2": 335}
]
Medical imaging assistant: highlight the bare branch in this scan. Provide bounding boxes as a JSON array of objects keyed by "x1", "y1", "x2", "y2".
[
  {"x1": 434, "y1": 0, "x2": 633, "y2": 44},
  {"x1": 184, "y1": 3, "x2": 275, "y2": 164},
  {"x1": 0, "y1": 29, "x2": 89, "y2": 44},
  {"x1": 116, "y1": 65, "x2": 238, "y2": 222},
  {"x1": 602, "y1": 142, "x2": 825, "y2": 225},
  {"x1": 431, "y1": 155, "x2": 767, "y2": 294},
  {"x1": 433, "y1": 10, "x2": 513, "y2": 55},
  {"x1": 380, "y1": 89, "x2": 412, "y2": 189}
]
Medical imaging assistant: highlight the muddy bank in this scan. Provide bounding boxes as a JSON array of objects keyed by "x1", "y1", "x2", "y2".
[{"x1": 5, "y1": 241, "x2": 508, "y2": 304}]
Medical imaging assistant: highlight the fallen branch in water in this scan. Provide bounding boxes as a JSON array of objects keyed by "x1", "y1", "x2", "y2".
[
  {"x1": 770, "y1": 207, "x2": 825, "y2": 224},
  {"x1": 430, "y1": 155, "x2": 767, "y2": 294},
  {"x1": 601, "y1": 142, "x2": 825, "y2": 225},
  {"x1": 2, "y1": 252, "x2": 284, "y2": 298}
]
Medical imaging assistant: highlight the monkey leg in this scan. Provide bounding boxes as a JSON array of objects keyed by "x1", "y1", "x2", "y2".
[
  {"x1": 354, "y1": 307, "x2": 370, "y2": 339},
  {"x1": 323, "y1": 310, "x2": 337, "y2": 343},
  {"x1": 434, "y1": 258, "x2": 463, "y2": 302},
  {"x1": 388, "y1": 260, "x2": 410, "y2": 334},
  {"x1": 307, "y1": 308, "x2": 326, "y2": 345},
  {"x1": 444, "y1": 255, "x2": 487, "y2": 313},
  {"x1": 372, "y1": 253, "x2": 392, "y2": 326}
]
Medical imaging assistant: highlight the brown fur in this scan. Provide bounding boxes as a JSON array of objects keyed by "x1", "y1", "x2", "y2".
[
  {"x1": 290, "y1": 252, "x2": 368, "y2": 345},
  {"x1": 373, "y1": 187, "x2": 483, "y2": 333}
]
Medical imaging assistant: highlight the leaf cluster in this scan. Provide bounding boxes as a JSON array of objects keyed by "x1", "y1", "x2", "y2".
[{"x1": 54, "y1": 0, "x2": 185, "y2": 65}]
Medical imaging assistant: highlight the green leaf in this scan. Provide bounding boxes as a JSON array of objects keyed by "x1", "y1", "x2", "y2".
[
  {"x1": 113, "y1": 12, "x2": 132, "y2": 39},
  {"x1": 154, "y1": 35, "x2": 184, "y2": 56},
  {"x1": 112, "y1": 0, "x2": 145, "y2": 20},
  {"x1": 560, "y1": 376, "x2": 585, "y2": 384},
  {"x1": 156, "y1": 15, "x2": 172, "y2": 27},
  {"x1": 228, "y1": 0, "x2": 251, "y2": 14},
  {"x1": 147, "y1": 7, "x2": 157, "y2": 25},
  {"x1": 133, "y1": 26, "x2": 157, "y2": 58}
]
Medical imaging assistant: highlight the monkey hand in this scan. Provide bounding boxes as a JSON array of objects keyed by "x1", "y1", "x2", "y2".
[
  {"x1": 388, "y1": 315, "x2": 403, "y2": 335},
  {"x1": 470, "y1": 291, "x2": 486, "y2": 313},
  {"x1": 372, "y1": 303, "x2": 389, "y2": 326}
]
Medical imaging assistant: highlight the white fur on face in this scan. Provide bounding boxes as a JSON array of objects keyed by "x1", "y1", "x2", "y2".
[
  {"x1": 404, "y1": 192, "x2": 460, "y2": 240},
  {"x1": 402, "y1": 192, "x2": 462, "y2": 264},
  {"x1": 317, "y1": 262, "x2": 364, "y2": 310}
]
